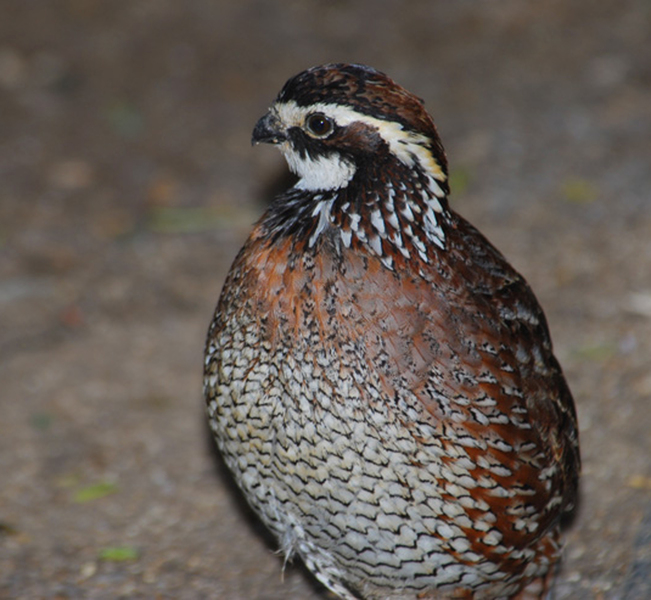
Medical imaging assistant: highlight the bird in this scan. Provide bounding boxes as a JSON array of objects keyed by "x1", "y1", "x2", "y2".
[{"x1": 204, "y1": 63, "x2": 580, "y2": 600}]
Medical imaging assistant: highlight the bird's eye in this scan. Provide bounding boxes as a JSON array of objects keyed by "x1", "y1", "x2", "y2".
[{"x1": 305, "y1": 113, "x2": 334, "y2": 137}]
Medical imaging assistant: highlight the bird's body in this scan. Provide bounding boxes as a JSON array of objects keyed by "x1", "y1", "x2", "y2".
[{"x1": 204, "y1": 64, "x2": 579, "y2": 599}]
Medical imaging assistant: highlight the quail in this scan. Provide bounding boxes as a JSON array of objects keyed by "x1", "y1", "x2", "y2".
[{"x1": 204, "y1": 64, "x2": 580, "y2": 600}]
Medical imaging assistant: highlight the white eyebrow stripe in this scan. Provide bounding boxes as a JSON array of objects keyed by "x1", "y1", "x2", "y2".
[{"x1": 274, "y1": 100, "x2": 447, "y2": 188}]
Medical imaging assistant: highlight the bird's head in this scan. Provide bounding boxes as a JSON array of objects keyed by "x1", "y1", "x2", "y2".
[{"x1": 252, "y1": 64, "x2": 448, "y2": 197}]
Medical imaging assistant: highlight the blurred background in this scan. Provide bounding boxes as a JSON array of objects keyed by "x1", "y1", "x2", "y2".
[{"x1": 1, "y1": 1, "x2": 650, "y2": 598}]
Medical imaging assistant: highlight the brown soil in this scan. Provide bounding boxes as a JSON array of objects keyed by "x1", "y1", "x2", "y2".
[{"x1": 1, "y1": 1, "x2": 650, "y2": 598}]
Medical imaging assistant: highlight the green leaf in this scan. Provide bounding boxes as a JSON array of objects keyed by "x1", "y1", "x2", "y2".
[
  {"x1": 561, "y1": 178, "x2": 597, "y2": 203},
  {"x1": 0, "y1": 521, "x2": 18, "y2": 537},
  {"x1": 30, "y1": 413, "x2": 53, "y2": 431},
  {"x1": 98, "y1": 546, "x2": 139, "y2": 561},
  {"x1": 448, "y1": 167, "x2": 472, "y2": 195},
  {"x1": 106, "y1": 102, "x2": 144, "y2": 139},
  {"x1": 571, "y1": 343, "x2": 616, "y2": 361},
  {"x1": 73, "y1": 482, "x2": 118, "y2": 503},
  {"x1": 147, "y1": 207, "x2": 227, "y2": 233}
]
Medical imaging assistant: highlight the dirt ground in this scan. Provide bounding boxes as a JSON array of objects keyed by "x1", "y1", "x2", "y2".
[{"x1": 1, "y1": 1, "x2": 650, "y2": 598}]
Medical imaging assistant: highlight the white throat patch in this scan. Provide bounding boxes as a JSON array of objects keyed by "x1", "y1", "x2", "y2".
[{"x1": 280, "y1": 144, "x2": 356, "y2": 191}]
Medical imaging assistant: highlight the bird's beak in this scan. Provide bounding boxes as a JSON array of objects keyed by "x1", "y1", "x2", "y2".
[{"x1": 252, "y1": 110, "x2": 286, "y2": 145}]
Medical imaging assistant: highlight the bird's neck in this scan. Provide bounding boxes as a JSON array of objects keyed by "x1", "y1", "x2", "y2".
[{"x1": 261, "y1": 160, "x2": 450, "y2": 270}]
